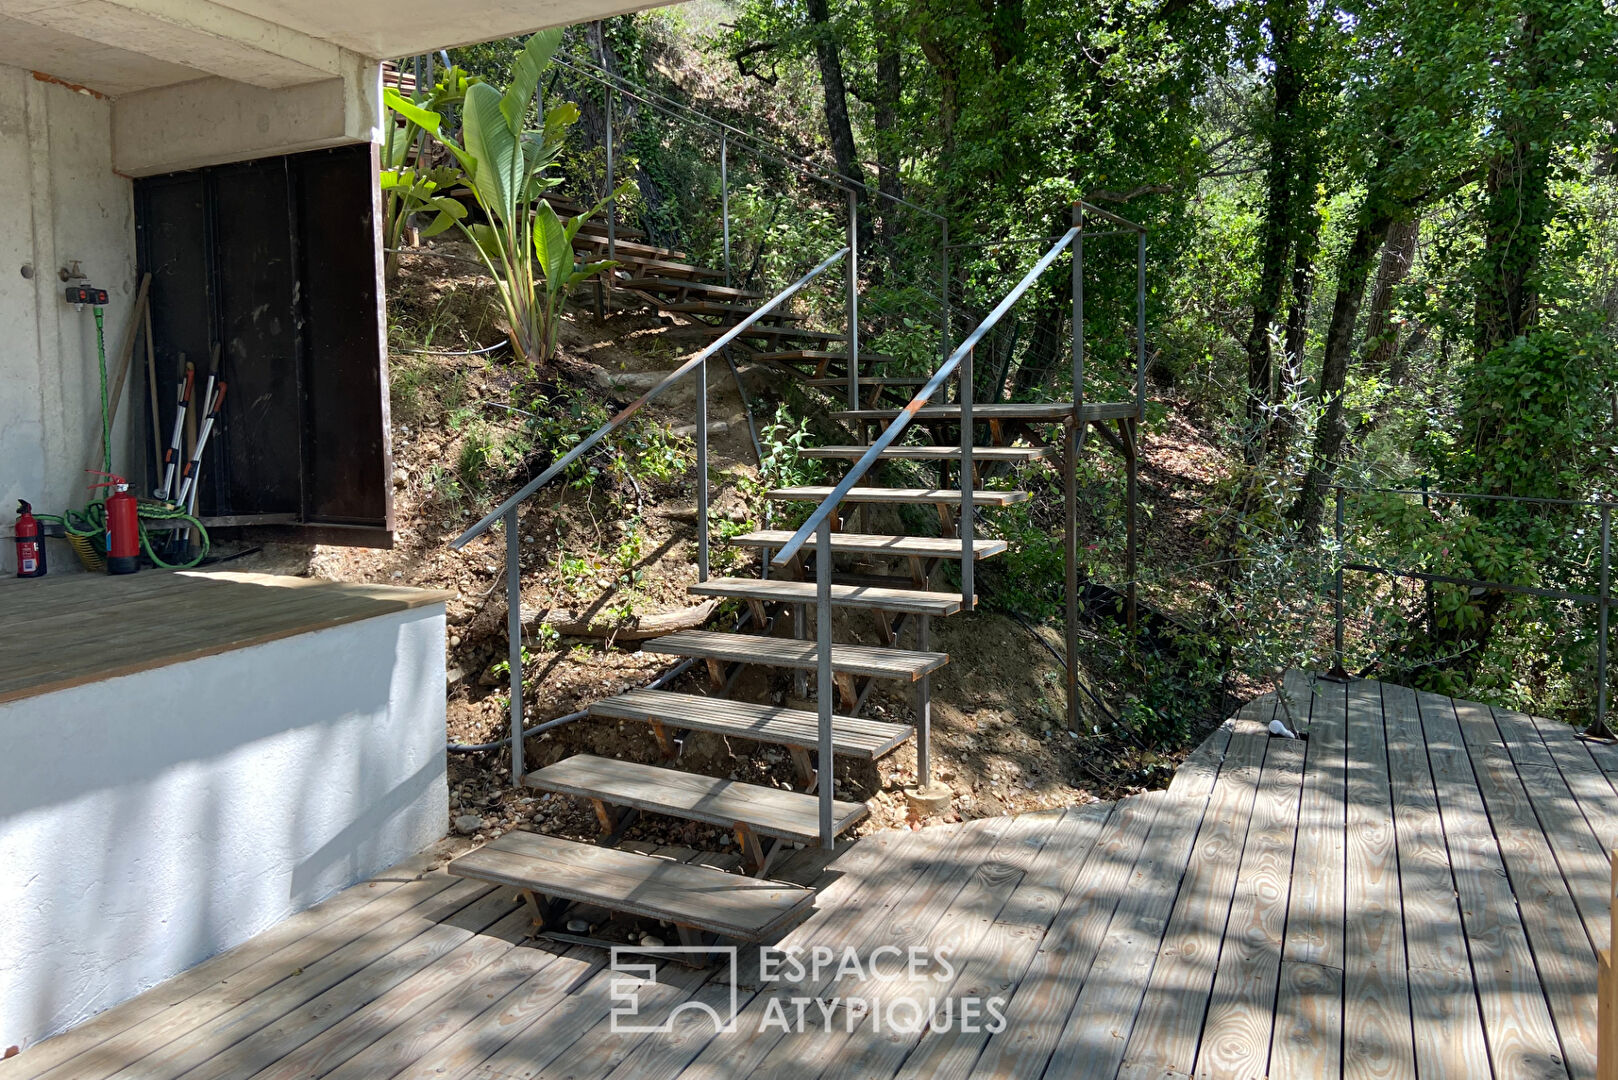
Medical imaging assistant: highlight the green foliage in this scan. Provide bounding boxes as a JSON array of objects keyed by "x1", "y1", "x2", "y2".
[{"x1": 385, "y1": 31, "x2": 633, "y2": 365}]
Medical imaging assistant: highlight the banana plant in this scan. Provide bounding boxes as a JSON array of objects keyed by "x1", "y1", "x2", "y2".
[
  {"x1": 383, "y1": 30, "x2": 634, "y2": 366},
  {"x1": 380, "y1": 64, "x2": 479, "y2": 281}
]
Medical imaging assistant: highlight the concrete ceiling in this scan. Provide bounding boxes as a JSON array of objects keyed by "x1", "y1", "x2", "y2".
[{"x1": 0, "y1": 0, "x2": 671, "y2": 97}]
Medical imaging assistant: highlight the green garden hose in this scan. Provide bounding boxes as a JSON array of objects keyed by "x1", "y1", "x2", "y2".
[{"x1": 36, "y1": 499, "x2": 210, "y2": 571}]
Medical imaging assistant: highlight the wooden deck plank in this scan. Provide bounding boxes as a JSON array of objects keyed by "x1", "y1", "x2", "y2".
[
  {"x1": 1417, "y1": 690, "x2": 1570, "y2": 1080},
  {"x1": 1195, "y1": 736, "x2": 1306, "y2": 1078},
  {"x1": 1341, "y1": 679, "x2": 1416, "y2": 1080},
  {"x1": 964, "y1": 795, "x2": 1163, "y2": 1080},
  {"x1": 21, "y1": 873, "x2": 474, "y2": 1080},
  {"x1": 793, "y1": 811, "x2": 1073, "y2": 1080},
  {"x1": 1115, "y1": 730, "x2": 1269, "y2": 1077},
  {"x1": 1050, "y1": 786, "x2": 1212, "y2": 1080},
  {"x1": 888, "y1": 803, "x2": 1115, "y2": 1080},
  {"x1": 143, "y1": 886, "x2": 516, "y2": 1080},
  {"x1": 1267, "y1": 675, "x2": 1347, "y2": 1080},
  {"x1": 1380, "y1": 682, "x2": 1491, "y2": 1079},
  {"x1": 0, "y1": 851, "x2": 449, "y2": 1080},
  {"x1": 675, "y1": 819, "x2": 1017, "y2": 1080},
  {"x1": 1528, "y1": 711, "x2": 1618, "y2": 849},
  {"x1": 1450, "y1": 697, "x2": 1599, "y2": 1080},
  {"x1": 239, "y1": 907, "x2": 534, "y2": 1080}
]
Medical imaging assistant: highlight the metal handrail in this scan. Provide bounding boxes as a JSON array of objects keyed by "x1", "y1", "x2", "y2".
[
  {"x1": 769, "y1": 227, "x2": 1082, "y2": 570},
  {"x1": 451, "y1": 245, "x2": 850, "y2": 790},
  {"x1": 452, "y1": 245, "x2": 851, "y2": 550}
]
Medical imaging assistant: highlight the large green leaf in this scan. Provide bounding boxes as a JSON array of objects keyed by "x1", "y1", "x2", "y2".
[
  {"x1": 384, "y1": 88, "x2": 442, "y2": 135},
  {"x1": 462, "y1": 81, "x2": 520, "y2": 223},
  {"x1": 501, "y1": 28, "x2": 563, "y2": 134},
  {"x1": 533, "y1": 201, "x2": 572, "y2": 292}
]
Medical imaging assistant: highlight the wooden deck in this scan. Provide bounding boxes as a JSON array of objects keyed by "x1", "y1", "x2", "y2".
[{"x1": 6, "y1": 672, "x2": 1614, "y2": 1079}]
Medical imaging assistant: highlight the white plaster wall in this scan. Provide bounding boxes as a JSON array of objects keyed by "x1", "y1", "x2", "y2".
[
  {"x1": 112, "y1": 50, "x2": 381, "y2": 177},
  {"x1": 0, "y1": 65, "x2": 137, "y2": 572},
  {"x1": 0, "y1": 604, "x2": 449, "y2": 1051}
]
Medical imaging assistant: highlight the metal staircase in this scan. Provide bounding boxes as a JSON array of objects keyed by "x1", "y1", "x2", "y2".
[{"x1": 441, "y1": 201, "x2": 1149, "y2": 950}]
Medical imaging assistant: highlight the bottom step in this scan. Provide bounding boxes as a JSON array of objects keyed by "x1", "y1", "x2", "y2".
[{"x1": 448, "y1": 829, "x2": 814, "y2": 941}]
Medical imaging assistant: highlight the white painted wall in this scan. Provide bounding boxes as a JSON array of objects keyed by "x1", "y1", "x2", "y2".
[
  {"x1": 0, "y1": 604, "x2": 449, "y2": 1051},
  {"x1": 0, "y1": 65, "x2": 137, "y2": 571}
]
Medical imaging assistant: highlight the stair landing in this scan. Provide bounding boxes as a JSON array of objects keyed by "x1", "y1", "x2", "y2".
[{"x1": 10, "y1": 672, "x2": 1599, "y2": 1080}]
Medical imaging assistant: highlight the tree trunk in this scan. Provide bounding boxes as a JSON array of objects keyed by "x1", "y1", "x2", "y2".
[
  {"x1": 1361, "y1": 216, "x2": 1420, "y2": 375},
  {"x1": 873, "y1": 7, "x2": 905, "y2": 247},
  {"x1": 1289, "y1": 198, "x2": 1396, "y2": 538},
  {"x1": 1242, "y1": 2, "x2": 1307, "y2": 463},
  {"x1": 1269, "y1": 214, "x2": 1319, "y2": 457},
  {"x1": 805, "y1": 0, "x2": 861, "y2": 192}
]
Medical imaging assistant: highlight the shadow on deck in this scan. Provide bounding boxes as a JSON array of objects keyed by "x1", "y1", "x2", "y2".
[{"x1": 3, "y1": 672, "x2": 1610, "y2": 1080}]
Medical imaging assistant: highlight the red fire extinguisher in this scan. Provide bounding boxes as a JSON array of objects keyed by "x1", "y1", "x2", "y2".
[
  {"x1": 14, "y1": 500, "x2": 45, "y2": 578},
  {"x1": 89, "y1": 472, "x2": 141, "y2": 575}
]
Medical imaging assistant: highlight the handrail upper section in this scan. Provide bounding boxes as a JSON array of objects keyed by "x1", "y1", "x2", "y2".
[
  {"x1": 451, "y1": 245, "x2": 851, "y2": 550},
  {"x1": 768, "y1": 226, "x2": 1083, "y2": 567}
]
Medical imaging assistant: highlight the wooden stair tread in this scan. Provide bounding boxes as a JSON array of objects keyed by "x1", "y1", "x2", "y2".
[
  {"x1": 801, "y1": 444, "x2": 1055, "y2": 462},
  {"x1": 643, "y1": 630, "x2": 948, "y2": 681},
  {"x1": 765, "y1": 486, "x2": 1030, "y2": 507},
  {"x1": 721, "y1": 326, "x2": 847, "y2": 343},
  {"x1": 663, "y1": 301, "x2": 804, "y2": 321},
  {"x1": 609, "y1": 255, "x2": 725, "y2": 280},
  {"x1": 621, "y1": 276, "x2": 764, "y2": 299},
  {"x1": 525, "y1": 754, "x2": 869, "y2": 844},
  {"x1": 768, "y1": 349, "x2": 896, "y2": 364},
  {"x1": 834, "y1": 401, "x2": 1140, "y2": 422},
  {"x1": 805, "y1": 377, "x2": 928, "y2": 388},
  {"x1": 726, "y1": 531, "x2": 1007, "y2": 561},
  {"x1": 833, "y1": 402, "x2": 1076, "y2": 421},
  {"x1": 571, "y1": 232, "x2": 689, "y2": 262},
  {"x1": 447, "y1": 829, "x2": 812, "y2": 940},
  {"x1": 689, "y1": 576, "x2": 965, "y2": 615},
  {"x1": 590, "y1": 689, "x2": 913, "y2": 759}
]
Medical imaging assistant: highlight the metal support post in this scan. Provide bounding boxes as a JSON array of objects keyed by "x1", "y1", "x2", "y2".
[
  {"x1": 1592, "y1": 505, "x2": 1611, "y2": 737},
  {"x1": 847, "y1": 189, "x2": 860, "y2": 411},
  {"x1": 916, "y1": 614, "x2": 932, "y2": 787},
  {"x1": 697, "y1": 358, "x2": 709, "y2": 581},
  {"x1": 1065, "y1": 418, "x2": 1081, "y2": 731},
  {"x1": 1123, "y1": 418, "x2": 1138, "y2": 632},
  {"x1": 1422, "y1": 478, "x2": 1435, "y2": 638},
  {"x1": 1136, "y1": 228, "x2": 1147, "y2": 411},
  {"x1": 1331, "y1": 487, "x2": 1347, "y2": 679},
  {"x1": 816, "y1": 516, "x2": 835, "y2": 848},
  {"x1": 605, "y1": 88, "x2": 616, "y2": 266},
  {"x1": 1072, "y1": 204, "x2": 1085, "y2": 405},
  {"x1": 721, "y1": 132, "x2": 731, "y2": 288},
  {"x1": 941, "y1": 220, "x2": 951, "y2": 365},
  {"x1": 960, "y1": 345, "x2": 975, "y2": 608},
  {"x1": 505, "y1": 508, "x2": 524, "y2": 783}
]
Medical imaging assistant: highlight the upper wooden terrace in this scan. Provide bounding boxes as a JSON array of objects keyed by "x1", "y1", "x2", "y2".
[{"x1": 4, "y1": 672, "x2": 1612, "y2": 1080}]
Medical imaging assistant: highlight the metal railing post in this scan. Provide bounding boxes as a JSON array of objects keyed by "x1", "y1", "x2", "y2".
[
  {"x1": 917, "y1": 614, "x2": 932, "y2": 787},
  {"x1": 960, "y1": 345, "x2": 975, "y2": 608},
  {"x1": 847, "y1": 188, "x2": 860, "y2": 411},
  {"x1": 720, "y1": 132, "x2": 731, "y2": 288},
  {"x1": 941, "y1": 220, "x2": 951, "y2": 364},
  {"x1": 1064, "y1": 417, "x2": 1081, "y2": 731},
  {"x1": 1332, "y1": 486, "x2": 1347, "y2": 678},
  {"x1": 1422, "y1": 478, "x2": 1435, "y2": 638},
  {"x1": 1072, "y1": 204, "x2": 1085, "y2": 406},
  {"x1": 605, "y1": 87, "x2": 616, "y2": 266},
  {"x1": 1595, "y1": 505, "x2": 1611, "y2": 737},
  {"x1": 505, "y1": 508, "x2": 524, "y2": 783},
  {"x1": 1136, "y1": 228, "x2": 1147, "y2": 411},
  {"x1": 697, "y1": 357, "x2": 709, "y2": 581},
  {"x1": 816, "y1": 515, "x2": 835, "y2": 849}
]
